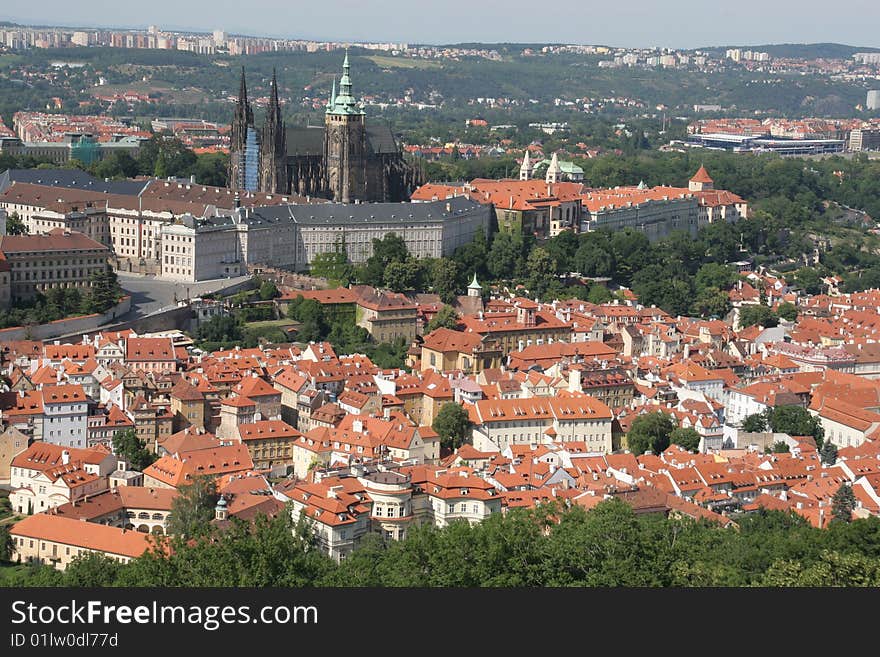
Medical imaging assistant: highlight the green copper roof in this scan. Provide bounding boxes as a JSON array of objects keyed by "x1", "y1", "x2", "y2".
[
  {"x1": 536, "y1": 159, "x2": 584, "y2": 175},
  {"x1": 468, "y1": 273, "x2": 482, "y2": 289},
  {"x1": 326, "y1": 50, "x2": 365, "y2": 116}
]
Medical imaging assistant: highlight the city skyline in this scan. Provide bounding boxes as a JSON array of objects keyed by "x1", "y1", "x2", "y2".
[{"x1": 2, "y1": 0, "x2": 880, "y2": 50}]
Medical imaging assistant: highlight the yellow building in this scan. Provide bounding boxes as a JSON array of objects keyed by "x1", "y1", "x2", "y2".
[
  {"x1": 420, "y1": 327, "x2": 502, "y2": 375},
  {"x1": 237, "y1": 420, "x2": 303, "y2": 472}
]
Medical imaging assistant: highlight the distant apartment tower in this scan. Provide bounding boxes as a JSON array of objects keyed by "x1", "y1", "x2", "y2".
[
  {"x1": 854, "y1": 53, "x2": 880, "y2": 65},
  {"x1": 867, "y1": 90, "x2": 880, "y2": 111}
]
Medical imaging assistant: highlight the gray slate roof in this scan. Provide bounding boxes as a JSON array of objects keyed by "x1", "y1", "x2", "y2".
[
  {"x1": 0, "y1": 169, "x2": 149, "y2": 196},
  {"x1": 242, "y1": 195, "x2": 483, "y2": 227}
]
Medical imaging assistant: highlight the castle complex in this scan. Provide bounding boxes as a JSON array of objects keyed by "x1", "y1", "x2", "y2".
[{"x1": 228, "y1": 53, "x2": 422, "y2": 202}]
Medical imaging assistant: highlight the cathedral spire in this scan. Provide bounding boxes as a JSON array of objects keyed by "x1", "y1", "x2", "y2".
[
  {"x1": 326, "y1": 50, "x2": 363, "y2": 116},
  {"x1": 259, "y1": 67, "x2": 288, "y2": 194},
  {"x1": 238, "y1": 66, "x2": 248, "y2": 107},
  {"x1": 270, "y1": 68, "x2": 279, "y2": 107}
]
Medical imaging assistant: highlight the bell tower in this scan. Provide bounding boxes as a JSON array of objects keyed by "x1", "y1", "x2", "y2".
[{"x1": 324, "y1": 51, "x2": 367, "y2": 203}]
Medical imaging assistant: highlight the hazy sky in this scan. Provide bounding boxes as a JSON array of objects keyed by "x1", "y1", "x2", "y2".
[{"x1": 3, "y1": 1, "x2": 879, "y2": 50}]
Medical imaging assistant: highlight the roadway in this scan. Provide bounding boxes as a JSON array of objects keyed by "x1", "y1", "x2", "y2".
[{"x1": 116, "y1": 272, "x2": 252, "y2": 319}]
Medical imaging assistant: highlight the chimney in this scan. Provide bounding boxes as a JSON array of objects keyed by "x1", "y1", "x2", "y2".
[{"x1": 61, "y1": 450, "x2": 70, "y2": 465}]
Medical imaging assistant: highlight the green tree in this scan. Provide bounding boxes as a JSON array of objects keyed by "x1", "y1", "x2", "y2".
[
  {"x1": 192, "y1": 151, "x2": 229, "y2": 187},
  {"x1": 432, "y1": 402, "x2": 472, "y2": 450},
  {"x1": 166, "y1": 476, "x2": 219, "y2": 540},
  {"x1": 695, "y1": 263, "x2": 737, "y2": 292},
  {"x1": 197, "y1": 314, "x2": 243, "y2": 345},
  {"x1": 92, "y1": 150, "x2": 139, "y2": 179},
  {"x1": 0, "y1": 524, "x2": 12, "y2": 562},
  {"x1": 425, "y1": 305, "x2": 459, "y2": 333},
  {"x1": 545, "y1": 230, "x2": 579, "y2": 273},
  {"x1": 769, "y1": 441, "x2": 791, "y2": 454},
  {"x1": 487, "y1": 231, "x2": 523, "y2": 280},
  {"x1": 794, "y1": 267, "x2": 823, "y2": 295},
  {"x1": 742, "y1": 412, "x2": 768, "y2": 433},
  {"x1": 572, "y1": 241, "x2": 615, "y2": 278},
  {"x1": 258, "y1": 280, "x2": 279, "y2": 301},
  {"x1": 83, "y1": 267, "x2": 121, "y2": 313},
  {"x1": 776, "y1": 302, "x2": 798, "y2": 322},
  {"x1": 525, "y1": 247, "x2": 557, "y2": 299},
  {"x1": 738, "y1": 304, "x2": 778, "y2": 328},
  {"x1": 692, "y1": 287, "x2": 731, "y2": 318},
  {"x1": 431, "y1": 258, "x2": 459, "y2": 304},
  {"x1": 384, "y1": 259, "x2": 424, "y2": 292},
  {"x1": 586, "y1": 283, "x2": 613, "y2": 304},
  {"x1": 360, "y1": 233, "x2": 410, "y2": 286},
  {"x1": 627, "y1": 412, "x2": 676, "y2": 455},
  {"x1": 831, "y1": 483, "x2": 856, "y2": 524},
  {"x1": 451, "y1": 230, "x2": 489, "y2": 282},
  {"x1": 111, "y1": 427, "x2": 157, "y2": 471},
  {"x1": 63, "y1": 552, "x2": 125, "y2": 586},
  {"x1": 5, "y1": 211, "x2": 27, "y2": 235},
  {"x1": 310, "y1": 250, "x2": 352, "y2": 286},
  {"x1": 762, "y1": 550, "x2": 880, "y2": 587},
  {"x1": 820, "y1": 441, "x2": 839, "y2": 466},
  {"x1": 669, "y1": 427, "x2": 701, "y2": 452},
  {"x1": 766, "y1": 405, "x2": 824, "y2": 449}
]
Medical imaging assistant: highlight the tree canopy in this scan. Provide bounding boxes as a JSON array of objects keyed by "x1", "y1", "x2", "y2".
[
  {"x1": 432, "y1": 402, "x2": 473, "y2": 450},
  {"x1": 626, "y1": 412, "x2": 676, "y2": 455}
]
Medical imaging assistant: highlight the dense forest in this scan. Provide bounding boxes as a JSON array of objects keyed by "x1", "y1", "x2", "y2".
[{"x1": 3, "y1": 501, "x2": 880, "y2": 587}]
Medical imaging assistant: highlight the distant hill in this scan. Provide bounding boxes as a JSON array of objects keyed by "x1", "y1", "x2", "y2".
[{"x1": 698, "y1": 43, "x2": 880, "y2": 59}]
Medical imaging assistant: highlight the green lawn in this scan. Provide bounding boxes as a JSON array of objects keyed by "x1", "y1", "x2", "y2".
[
  {"x1": 245, "y1": 319, "x2": 298, "y2": 329},
  {"x1": 365, "y1": 55, "x2": 444, "y2": 70}
]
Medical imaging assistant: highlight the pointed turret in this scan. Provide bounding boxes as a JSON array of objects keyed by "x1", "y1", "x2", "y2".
[
  {"x1": 228, "y1": 67, "x2": 255, "y2": 191},
  {"x1": 545, "y1": 152, "x2": 562, "y2": 184},
  {"x1": 689, "y1": 164, "x2": 714, "y2": 192},
  {"x1": 259, "y1": 67, "x2": 288, "y2": 194},
  {"x1": 326, "y1": 49, "x2": 364, "y2": 116},
  {"x1": 519, "y1": 150, "x2": 532, "y2": 181},
  {"x1": 237, "y1": 66, "x2": 248, "y2": 106},
  {"x1": 637, "y1": 180, "x2": 648, "y2": 190},
  {"x1": 468, "y1": 273, "x2": 482, "y2": 298}
]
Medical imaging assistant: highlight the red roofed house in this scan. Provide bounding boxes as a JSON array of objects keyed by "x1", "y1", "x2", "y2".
[
  {"x1": 470, "y1": 392, "x2": 613, "y2": 453},
  {"x1": 810, "y1": 396, "x2": 880, "y2": 449},
  {"x1": 10, "y1": 513, "x2": 155, "y2": 570},
  {"x1": 39, "y1": 384, "x2": 90, "y2": 448},
  {"x1": 142, "y1": 443, "x2": 254, "y2": 489},
  {"x1": 420, "y1": 327, "x2": 502, "y2": 375},
  {"x1": 237, "y1": 420, "x2": 303, "y2": 473},
  {"x1": 125, "y1": 337, "x2": 178, "y2": 374},
  {"x1": 231, "y1": 373, "x2": 282, "y2": 420},
  {"x1": 9, "y1": 442, "x2": 117, "y2": 514}
]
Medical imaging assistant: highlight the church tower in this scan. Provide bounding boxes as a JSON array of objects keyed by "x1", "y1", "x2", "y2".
[
  {"x1": 545, "y1": 152, "x2": 562, "y2": 184},
  {"x1": 519, "y1": 150, "x2": 532, "y2": 180},
  {"x1": 228, "y1": 67, "x2": 257, "y2": 191},
  {"x1": 259, "y1": 69, "x2": 289, "y2": 194},
  {"x1": 689, "y1": 165, "x2": 714, "y2": 192},
  {"x1": 323, "y1": 52, "x2": 367, "y2": 203}
]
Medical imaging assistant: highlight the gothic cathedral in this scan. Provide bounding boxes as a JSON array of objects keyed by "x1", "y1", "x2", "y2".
[{"x1": 228, "y1": 53, "x2": 422, "y2": 202}]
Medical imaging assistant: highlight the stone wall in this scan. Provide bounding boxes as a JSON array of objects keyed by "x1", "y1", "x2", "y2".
[{"x1": 0, "y1": 296, "x2": 132, "y2": 342}]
